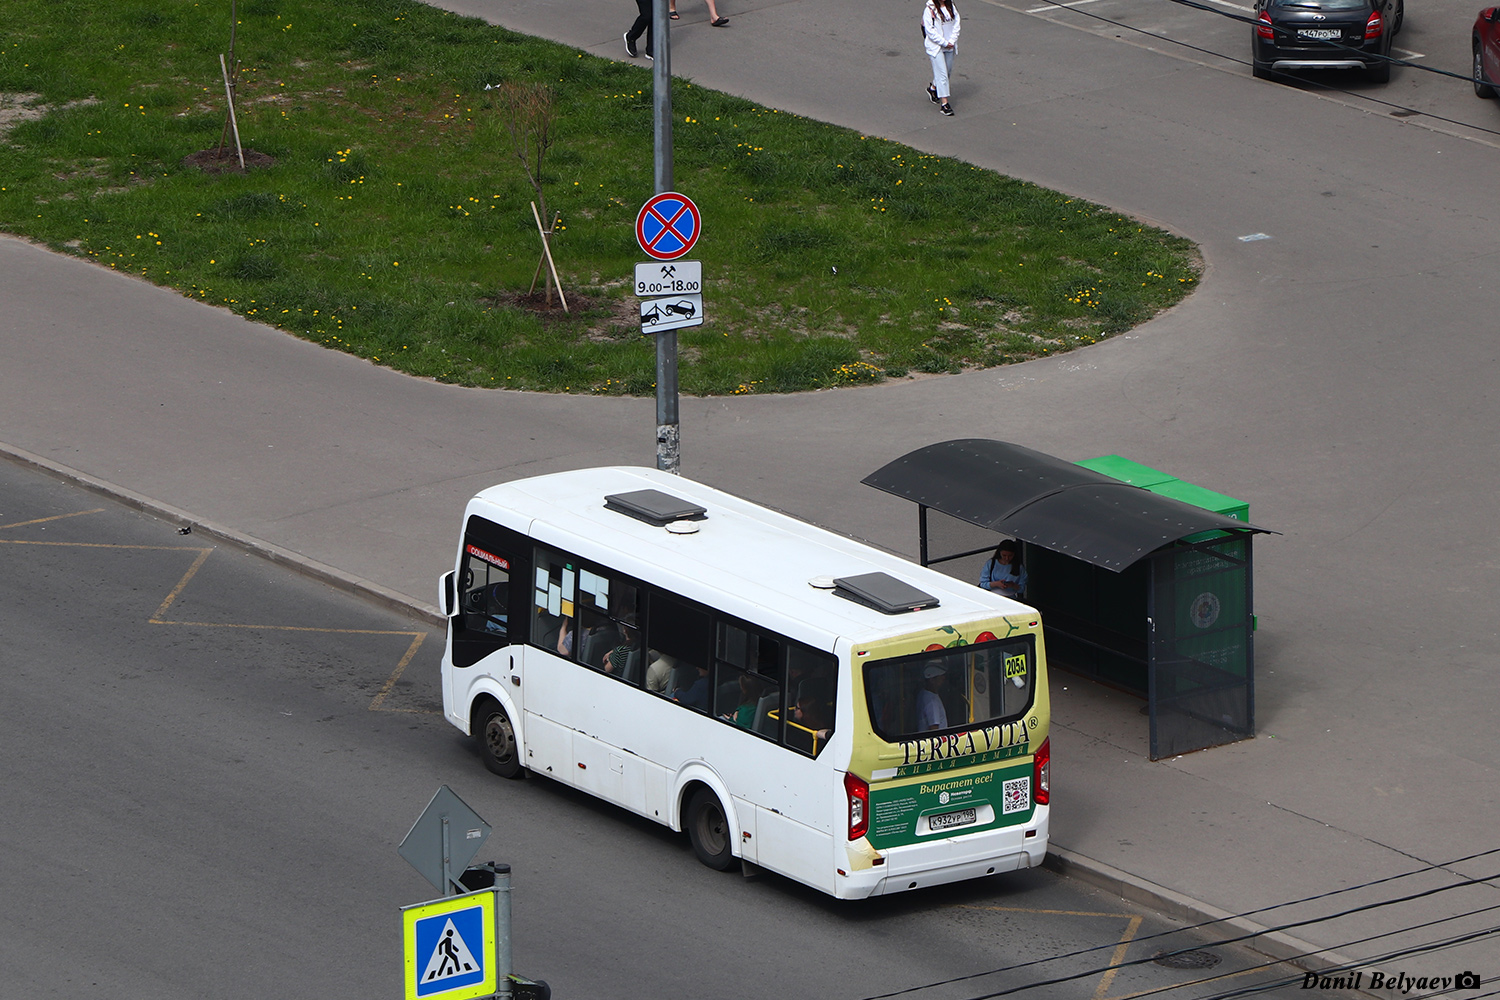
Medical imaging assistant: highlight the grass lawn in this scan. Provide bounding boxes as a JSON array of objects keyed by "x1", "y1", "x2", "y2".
[{"x1": 0, "y1": 0, "x2": 1200, "y2": 395}]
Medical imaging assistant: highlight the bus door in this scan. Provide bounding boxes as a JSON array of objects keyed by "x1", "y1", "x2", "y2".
[{"x1": 450, "y1": 520, "x2": 526, "y2": 709}]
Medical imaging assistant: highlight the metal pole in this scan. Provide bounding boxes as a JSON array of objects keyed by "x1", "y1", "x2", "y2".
[
  {"x1": 652, "y1": 0, "x2": 680, "y2": 474},
  {"x1": 441, "y1": 816, "x2": 454, "y2": 897},
  {"x1": 494, "y1": 864, "x2": 513, "y2": 998}
]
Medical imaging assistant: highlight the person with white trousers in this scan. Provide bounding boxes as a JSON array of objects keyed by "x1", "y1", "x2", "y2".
[{"x1": 922, "y1": 0, "x2": 960, "y2": 116}]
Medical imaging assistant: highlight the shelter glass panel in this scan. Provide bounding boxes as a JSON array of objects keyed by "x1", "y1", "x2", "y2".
[{"x1": 1149, "y1": 536, "x2": 1254, "y2": 758}]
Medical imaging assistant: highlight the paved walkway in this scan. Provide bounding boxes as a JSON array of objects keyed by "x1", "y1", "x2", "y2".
[{"x1": 5, "y1": 0, "x2": 1499, "y2": 980}]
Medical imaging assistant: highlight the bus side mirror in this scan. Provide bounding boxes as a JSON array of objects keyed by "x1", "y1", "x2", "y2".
[{"x1": 440, "y1": 571, "x2": 457, "y2": 617}]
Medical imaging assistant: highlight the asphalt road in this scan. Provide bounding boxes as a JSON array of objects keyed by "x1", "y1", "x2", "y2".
[{"x1": 1, "y1": 458, "x2": 1344, "y2": 999}]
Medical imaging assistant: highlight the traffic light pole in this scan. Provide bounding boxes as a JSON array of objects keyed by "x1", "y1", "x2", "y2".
[{"x1": 652, "y1": 0, "x2": 680, "y2": 475}]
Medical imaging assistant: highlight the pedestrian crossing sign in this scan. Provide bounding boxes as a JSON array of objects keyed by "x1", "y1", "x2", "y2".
[{"x1": 402, "y1": 889, "x2": 497, "y2": 1000}]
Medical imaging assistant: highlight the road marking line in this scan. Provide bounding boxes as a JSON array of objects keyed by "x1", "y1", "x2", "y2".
[
  {"x1": 0, "y1": 539, "x2": 204, "y2": 550},
  {"x1": 21, "y1": 530, "x2": 441, "y2": 714},
  {"x1": 0, "y1": 508, "x2": 105, "y2": 531},
  {"x1": 1104, "y1": 961, "x2": 1267, "y2": 1000},
  {"x1": 151, "y1": 546, "x2": 215, "y2": 620},
  {"x1": 370, "y1": 632, "x2": 429, "y2": 712},
  {"x1": 1026, "y1": 0, "x2": 1104, "y2": 12},
  {"x1": 958, "y1": 904, "x2": 1136, "y2": 917},
  {"x1": 1095, "y1": 915, "x2": 1144, "y2": 1000}
]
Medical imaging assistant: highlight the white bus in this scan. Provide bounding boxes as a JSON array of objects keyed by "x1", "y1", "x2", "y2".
[{"x1": 438, "y1": 467, "x2": 1051, "y2": 898}]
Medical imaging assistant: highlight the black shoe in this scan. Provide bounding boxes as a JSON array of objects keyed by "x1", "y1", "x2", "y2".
[
  {"x1": 940, "y1": 102, "x2": 954, "y2": 116},
  {"x1": 624, "y1": 32, "x2": 638, "y2": 58},
  {"x1": 644, "y1": 50, "x2": 653, "y2": 60},
  {"x1": 927, "y1": 84, "x2": 939, "y2": 104}
]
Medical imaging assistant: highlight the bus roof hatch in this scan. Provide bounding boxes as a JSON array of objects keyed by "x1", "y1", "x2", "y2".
[
  {"x1": 604, "y1": 488, "x2": 709, "y2": 526},
  {"x1": 833, "y1": 572, "x2": 940, "y2": 614}
]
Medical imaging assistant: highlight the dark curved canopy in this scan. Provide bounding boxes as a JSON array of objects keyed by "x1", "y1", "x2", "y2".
[{"x1": 862, "y1": 439, "x2": 1272, "y2": 572}]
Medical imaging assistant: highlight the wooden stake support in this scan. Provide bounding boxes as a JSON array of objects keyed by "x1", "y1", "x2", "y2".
[
  {"x1": 529, "y1": 202, "x2": 568, "y2": 312},
  {"x1": 220, "y1": 54, "x2": 245, "y2": 171}
]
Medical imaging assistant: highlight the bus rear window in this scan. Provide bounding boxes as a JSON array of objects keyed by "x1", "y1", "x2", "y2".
[{"x1": 864, "y1": 636, "x2": 1035, "y2": 742}]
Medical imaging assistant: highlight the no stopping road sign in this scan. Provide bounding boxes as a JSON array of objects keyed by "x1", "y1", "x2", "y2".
[{"x1": 636, "y1": 192, "x2": 701, "y2": 261}]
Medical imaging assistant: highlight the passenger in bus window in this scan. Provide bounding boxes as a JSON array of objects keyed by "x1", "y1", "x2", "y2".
[
  {"x1": 721, "y1": 673, "x2": 761, "y2": 728},
  {"x1": 556, "y1": 618, "x2": 574, "y2": 657},
  {"x1": 789, "y1": 683, "x2": 833, "y2": 752},
  {"x1": 917, "y1": 663, "x2": 949, "y2": 731},
  {"x1": 646, "y1": 651, "x2": 676, "y2": 695},
  {"x1": 674, "y1": 663, "x2": 711, "y2": 711},
  {"x1": 602, "y1": 615, "x2": 640, "y2": 674}
]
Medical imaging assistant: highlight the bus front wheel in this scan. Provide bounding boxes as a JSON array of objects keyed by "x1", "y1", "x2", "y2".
[
  {"x1": 477, "y1": 700, "x2": 523, "y2": 779},
  {"x1": 687, "y1": 789, "x2": 735, "y2": 870}
]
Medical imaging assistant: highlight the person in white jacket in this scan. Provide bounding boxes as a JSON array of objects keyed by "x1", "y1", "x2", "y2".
[{"x1": 922, "y1": 0, "x2": 960, "y2": 116}]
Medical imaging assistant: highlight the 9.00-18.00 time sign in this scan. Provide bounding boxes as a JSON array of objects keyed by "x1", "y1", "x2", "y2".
[{"x1": 635, "y1": 260, "x2": 702, "y2": 297}]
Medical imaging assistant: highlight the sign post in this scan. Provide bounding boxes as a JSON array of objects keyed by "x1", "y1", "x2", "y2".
[
  {"x1": 636, "y1": 191, "x2": 702, "y2": 475},
  {"x1": 650, "y1": 3, "x2": 676, "y2": 475}
]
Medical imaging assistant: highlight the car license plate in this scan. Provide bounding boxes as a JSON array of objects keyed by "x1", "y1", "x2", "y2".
[
  {"x1": 1297, "y1": 27, "x2": 1341, "y2": 39},
  {"x1": 929, "y1": 807, "x2": 978, "y2": 831}
]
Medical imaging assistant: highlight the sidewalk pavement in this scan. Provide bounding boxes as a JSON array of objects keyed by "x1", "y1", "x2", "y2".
[{"x1": 5, "y1": 0, "x2": 1500, "y2": 981}]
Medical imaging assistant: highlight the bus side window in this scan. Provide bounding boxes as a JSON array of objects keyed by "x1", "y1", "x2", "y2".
[
  {"x1": 579, "y1": 571, "x2": 641, "y2": 679},
  {"x1": 715, "y1": 624, "x2": 780, "y2": 734},
  {"x1": 531, "y1": 547, "x2": 577, "y2": 659},
  {"x1": 784, "y1": 646, "x2": 836, "y2": 756},
  {"x1": 452, "y1": 531, "x2": 518, "y2": 669},
  {"x1": 650, "y1": 591, "x2": 713, "y2": 711},
  {"x1": 459, "y1": 550, "x2": 510, "y2": 637}
]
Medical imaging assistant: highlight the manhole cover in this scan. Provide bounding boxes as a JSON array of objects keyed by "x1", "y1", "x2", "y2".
[{"x1": 1153, "y1": 949, "x2": 1222, "y2": 970}]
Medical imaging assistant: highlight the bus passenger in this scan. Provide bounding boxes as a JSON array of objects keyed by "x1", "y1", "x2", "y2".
[
  {"x1": 556, "y1": 618, "x2": 574, "y2": 657},
  {"x1": 646, "y1": 651, "x2": 676, "y2": 695},
  {"x1": 790, "y1": 684, "x2": 833, "y2": 752},
  {"x1": 917, "y1": 664, "x2": 949, "y2": 731},
  {"x1": 721, "y1": 674, "x2": 761, "y2": 728},
  {"x1": 602, "y1": 616, "x2": 640, "y2": 674},
  {"x1": 674, "y1": 663, "x2": 711, "y2": 711}
]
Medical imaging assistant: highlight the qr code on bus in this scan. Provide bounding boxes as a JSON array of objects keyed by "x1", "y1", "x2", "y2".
[{"x1": 1002, "y1": 776, "x2": 1031, "y2": 814}]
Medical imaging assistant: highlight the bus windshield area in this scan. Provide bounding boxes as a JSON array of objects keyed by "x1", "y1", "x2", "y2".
[{"x1": 864, "y1": 636, "x2": 1035, "y2": 742}]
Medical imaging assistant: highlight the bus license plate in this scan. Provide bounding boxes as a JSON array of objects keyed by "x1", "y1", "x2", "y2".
[
  {"x1": 1297, "y1": 27, "x2": 1340, "y2": 39},
  {"x1": 930, "y1": 807, "x2": 978, "y2": 831}
]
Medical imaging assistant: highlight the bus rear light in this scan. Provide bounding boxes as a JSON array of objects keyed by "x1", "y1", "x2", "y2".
[
  {"x1": 1033, "y1": 738, "x2": 1051, "y2": 805},
  {"x1": 844, "y1": 771, "x2": 870, "y2": 840}
]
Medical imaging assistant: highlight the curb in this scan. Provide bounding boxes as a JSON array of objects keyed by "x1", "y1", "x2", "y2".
[
  {"x1": 0, "y1": 443, "x2": 445, "y2": 629},
  {"x1": 1044, "y1": 847, "x2": 1378, "y2": 996},
  {"x1": 1, "y1": 442, "x2": 1375, "y2": 996}
]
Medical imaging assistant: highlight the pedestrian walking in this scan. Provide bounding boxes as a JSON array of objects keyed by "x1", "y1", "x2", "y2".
[
  {"x1": 922, "y1": 0, "x2": 960, "y2": 116},
  {"x1": 624, "y1": 0, "x2": 654, "y2": 59},
  {"x1": 669, "y1": 0, "x2": 729, "y2": 26}
]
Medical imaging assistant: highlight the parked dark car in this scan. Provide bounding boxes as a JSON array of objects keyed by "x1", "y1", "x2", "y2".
[
  {"x1": 1476, "y1": 6, "x2": 1500, "y2": 96},
  {"x1": 1252, "y1": 0, "x2": 1403, "y2": 83}
]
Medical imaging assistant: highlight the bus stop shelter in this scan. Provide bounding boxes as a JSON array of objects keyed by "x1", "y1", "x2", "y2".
[{"x1": 863, "y1": 439, "x2": 1273, "y2": 759}]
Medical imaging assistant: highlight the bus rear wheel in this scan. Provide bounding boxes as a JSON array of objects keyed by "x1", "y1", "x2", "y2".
[
  {"x1": 477, "y1": 700, "x2": 523, "y2": 779},
  {"x1": 687, "y1": 789, "x2": 735, "y2": 870}
]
